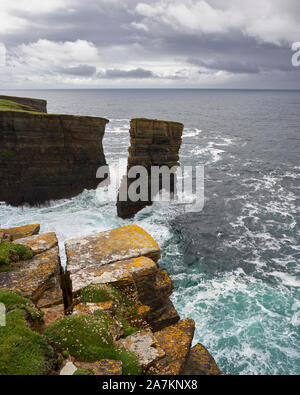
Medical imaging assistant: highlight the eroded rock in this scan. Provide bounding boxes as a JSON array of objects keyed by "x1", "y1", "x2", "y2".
[
  {"x1": 150, "y1": 318, "x2": 195, "y2": 375},
  {"x1": 117, "y1": 118, "x2": 184, "y2": 219},
  {"x1": 13, "y1": 232, "x2": 58, "y2": 255},
  {"x1": 0, "y1": 224, "x2": 40, "y2": 241},
  {"x1": 0, "y1": 246, "x2": 63, "y2": 307},
  {"x1": 183, "y1": 344, "x2": 222, "y2": 375}
]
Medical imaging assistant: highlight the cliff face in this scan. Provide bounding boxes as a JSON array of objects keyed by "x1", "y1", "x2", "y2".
[
  {"x1": 0, "y1": 98, "x2": 109, "y2": 205},
  {"x1": 0, "y1": 95, "x2": 47, "y2": 113},
  {"x1": 0, "y1": 223, "x2": 222, "y2": 375},
  {"x1": 117, "y1": 118, "x2": 184, "y2": 219}
]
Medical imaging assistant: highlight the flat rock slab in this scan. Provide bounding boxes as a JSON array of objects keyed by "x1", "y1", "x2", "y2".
[
  {"x1": 118, "y1": 330, "x2": 165, "y2": 370},
  {"x1": 65, "y1": 225, "x2": 160, "y2": 294},
  {"x1": 0, "y1": 246, "x2": 62, "y2": 305},
  {"x1": 70, "y1": 256, "x2": 157, "y2": 294},
  {"x1": 151, "y1": 318, "x2": 195, "y2": 375},
  {"x1": 65, "y1": 225, "x2": 160, "y2": 269},
  {"x1": 0, "y1": 224, "x2": 40, "y2": 241},
  {"x1": 13, "y1": 232, "x2": 58, "y2": 255},
  {"x1": 183, "y1": 344, "x2": 222, "y2": 375}
]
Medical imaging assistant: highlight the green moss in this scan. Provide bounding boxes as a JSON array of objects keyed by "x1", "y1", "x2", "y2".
[
  {"x1": 0, "y1": 241, "x2": 34, "y2": 271},
  {"x1": 0, "y1": 99, "x2": 35, "y2": 112},
  {"x1": 0, "y1": 149, "x2": 13, "y2": 157},
  {"x1": 44, "y1": 313, "x2": 141, "y2": 375},
  {"x1": 62, "y1": 350, "x2": 69, "y2": 359},
  {"x1": 0, "y1": 288, "x2": 43, "y2": 322},
  {"x1": 44, "y1": 314, "x2": 114, "y2": 362},
  {"x1": 81, "y1": 284, "x2": 139, "y2": 338},
  {"x1": 114, "y1": 348, "x2": 140, "y2": 375},
  {"x1": 0, "y1": 309, "x2": 55, "y2": 375},
  {"x1": 81, "y1": 284, "x2": 111, "y2": 303},
  {"x1": 73, "y1": 368, "x2": 94, "y2": 376}
]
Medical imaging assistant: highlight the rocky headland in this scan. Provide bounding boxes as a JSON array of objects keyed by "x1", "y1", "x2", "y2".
[
  {"x1": 0, "y1": 223, "x2": 221, "y2": 376},
  {"x1": 0, "y1": 95, "x2": 108, "y2": 205}
]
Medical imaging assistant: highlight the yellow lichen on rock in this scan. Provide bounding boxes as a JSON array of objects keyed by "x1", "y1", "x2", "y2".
[{"x1": 0, "y1": 224, "x2": 40, "y2": 241}]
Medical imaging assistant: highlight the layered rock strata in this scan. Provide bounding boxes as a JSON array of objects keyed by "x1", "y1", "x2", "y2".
[
  {"x1": 0, "y1": 96, "x2": 108, "y2": 205},
  {"x1": 117, "y1": 118, "x2": 184, "y2": 219}
]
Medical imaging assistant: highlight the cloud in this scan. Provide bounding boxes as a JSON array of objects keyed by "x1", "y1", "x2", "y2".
[
  {"x1": 58, "y1": 64, "x2": 97, "y2": 76},
  {"x1": 135, "y1": 0, "x2": 300, "y2": 45},
  {"x1": 189, "y1": 58, "x2": 260, "y2": 74},
  {"x1": 98, "y1": 68, "x2": 155, "y2": 79},
  {"x1": 0, "y1": 0, "x2": 299, "y2": 88}
]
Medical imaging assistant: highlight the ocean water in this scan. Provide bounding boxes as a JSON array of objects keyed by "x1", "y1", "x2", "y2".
[{"x1": 0, "y1": 89, "x2": 299, "y2": 375}]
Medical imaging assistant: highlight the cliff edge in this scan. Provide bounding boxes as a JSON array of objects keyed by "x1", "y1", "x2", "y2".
[
  {"x1": 0, "y1": 223, "x2": 221, "y2": 376},
  {"x1": 0, "y1": 96, "x2": 108, "y2": 205}
]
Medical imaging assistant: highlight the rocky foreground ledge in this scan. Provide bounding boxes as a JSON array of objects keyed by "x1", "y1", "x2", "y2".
[{"x1": 0, "y1": 224, "x2": 221, "y2": 376}]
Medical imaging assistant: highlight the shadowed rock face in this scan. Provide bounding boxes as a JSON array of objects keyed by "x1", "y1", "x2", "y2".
[
  {"x1": 117, "y1": 118, "x2": 184, "y2": 219},
  {"x1": 0, "y1": 97, "x2": 109, "y2": 205}
]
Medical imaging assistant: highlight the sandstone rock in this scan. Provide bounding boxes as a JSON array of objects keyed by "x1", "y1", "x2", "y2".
[
  {"x1": 12, "y1": 232, "x2": 58, "y2": 255},
  {"x1": 0, "y1": 246, "x2": 62, "y2": 306},
  {"x1": 118, "y1": 330, "x2": 165, "y2": 370},
  {"x1": 0, "y1": 104, "x2": 108, "y2": 205},
  {"x1": 0, "y1": 95, "x2": 47, "y2": 113},
  {"x1": 117, "y1": 118, "x2": 184, "y2": 218},
  {"x1": 65, "y1": 225, "x2": 160, "y2": 296},
  {"x1": 146, "y1": 298, "x2": 180, "y2": 332},
  {"x1": 183, "y1": 343, "x2": 222, "y2": 375},
  {"x1": 0, "y1": 224, "x2": 40, "y2": 241},
  {"x1": 150, "y1": 318, "x2": 195, "y2": 375}
]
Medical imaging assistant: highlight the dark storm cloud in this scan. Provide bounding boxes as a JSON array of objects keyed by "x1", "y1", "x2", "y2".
[
  {"x1": 98, "y1": 68, "x2": 155, "y2": 79},
  {"x1": 58, "y1": 64, "x2": 96, "y2": 76}
]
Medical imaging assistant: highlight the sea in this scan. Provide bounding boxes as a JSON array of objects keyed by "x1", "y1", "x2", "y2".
[{"x1": 0, "y1": 89, "x2": 299, "y2": 375}]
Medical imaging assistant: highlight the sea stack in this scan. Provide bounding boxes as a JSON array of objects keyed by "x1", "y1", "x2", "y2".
[
  {"x1": 0, "y1": 95, "x2": 109, "y2": 205},
  {"x1": 117, "y1": 118, "x2": 184, "y2": 218}
]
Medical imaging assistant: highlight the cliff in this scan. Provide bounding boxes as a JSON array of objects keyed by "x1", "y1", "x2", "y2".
[
  {"x1": 0, "y1": 223, "x2": 221, "y2": 376},
  {"x1": 0, "y1": 95, "x2": 47, "y2": 113},
  {"x1": 117, "y1": 118, "x2": 184, "y2": 219},
  {"x1": 0, "y1": 96, "x2": 108, "y2": 205}
]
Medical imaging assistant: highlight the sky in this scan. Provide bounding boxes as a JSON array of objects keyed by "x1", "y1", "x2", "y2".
[{"x1": 0, "y1": 0, "x2": 299, "y2": 89}]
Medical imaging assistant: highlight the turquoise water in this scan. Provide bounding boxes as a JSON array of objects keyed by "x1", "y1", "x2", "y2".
[{"x1": 0, "y1": 89, "x2": 299, "y2": 375}]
